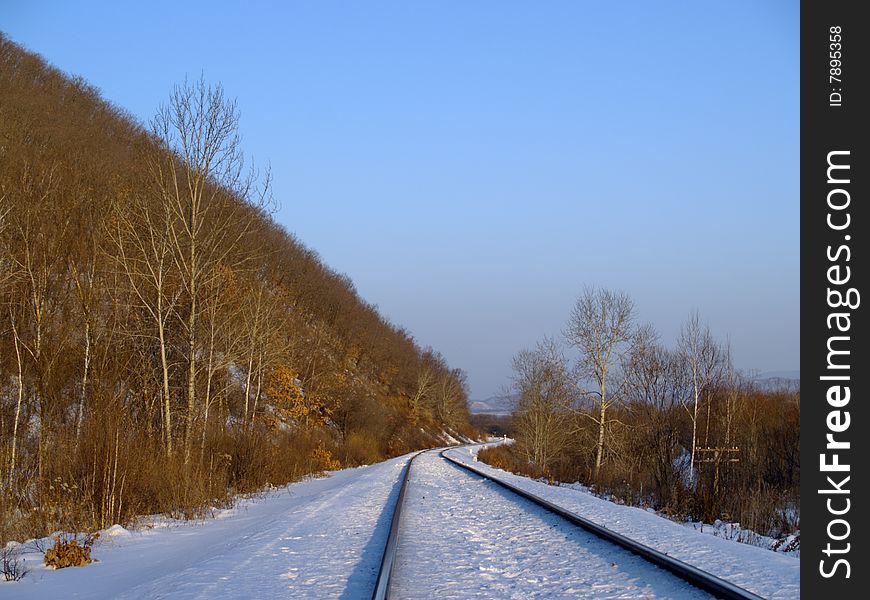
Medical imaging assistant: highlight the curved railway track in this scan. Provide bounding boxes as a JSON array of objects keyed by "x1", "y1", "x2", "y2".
[{"x1": 372, "y1": 446, "x2": 764, "y2": 600}]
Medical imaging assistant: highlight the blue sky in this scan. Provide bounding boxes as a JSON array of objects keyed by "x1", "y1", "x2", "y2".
[{"x1": 3, "y1": 1, "x2": 799, "y2": 399}]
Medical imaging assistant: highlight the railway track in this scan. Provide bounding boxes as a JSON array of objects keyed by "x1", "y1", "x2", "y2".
[
  {"x1": 372, "y1": 446, "x2": 764, "y2": 600},
  {"x1": 371, "y1": 450, "x2": 424, "y2": 599}
]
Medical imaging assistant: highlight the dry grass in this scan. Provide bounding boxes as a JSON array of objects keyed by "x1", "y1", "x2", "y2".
[{"x1": 43, "y1": 533, "x2": 99, "y2": 569}]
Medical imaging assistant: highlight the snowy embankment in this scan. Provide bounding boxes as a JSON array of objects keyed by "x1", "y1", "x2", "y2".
[
  {"x1": 446, "y1": 444, "x2": 800, "y2": 600},
  {"x1": 3, "y1": 453, "x2": 414, "y2": 599}
]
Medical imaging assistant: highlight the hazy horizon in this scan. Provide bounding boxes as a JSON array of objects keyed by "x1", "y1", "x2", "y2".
[{"x1": 3, "y1": 1, "x2": 799, "y2": 399}]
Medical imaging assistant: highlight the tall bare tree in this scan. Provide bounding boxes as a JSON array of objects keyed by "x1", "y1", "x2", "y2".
[
  {"x1": 564, "y1": 287, "x2": 635, "y2": 479},
  {"x1": 678, "y1": 310, "x2": 723, "y2": 482},
  {"x1": 149, "y1": 77, "x2": 271, "y2": 464},
  {"x1": 109, "y1": 190, "x2": 179, "y2": 456}
]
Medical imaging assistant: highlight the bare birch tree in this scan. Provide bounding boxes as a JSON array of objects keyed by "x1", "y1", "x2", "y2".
[
  {"x1": 109, "y1": 191, "x2": 179, "y2": 456},
  {"x1": 564, "y1": 287, "x2": 635, "y2": 479},
  {"x1": 149, "y1": 76, "x2": 271, "y2": 464},
  {"x1": 678, "y1": 310, "x2": 723, "y2": 482}
]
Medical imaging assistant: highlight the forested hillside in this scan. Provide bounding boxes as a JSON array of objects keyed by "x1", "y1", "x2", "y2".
[{"x1": 0, "y1": 33, "x2": 472, "y2": 545}]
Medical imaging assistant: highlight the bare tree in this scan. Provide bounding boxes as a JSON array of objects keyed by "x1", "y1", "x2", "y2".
[
  {"x1": 4, "y1": 162, "x2": 67, "y2": 483},
  {"x1": 511, "y1": 338, "x2": 574, "y2": 474},
  {"x1": 237, "y1": 279, "x2": 289, "y2": 427},
  {"x1": 624, "y1": 324, "x2": 671, "y2": 408},
  {"x1": 623, "y1": 324, "x2": 691, "y2": 504},
  {"x1": 197, "y1": 266, "x2": 240, "y2": 462},
  {"x1": 709, "y1": 342, "x2": 744, "y2": 495},
  {"x1": 68, "y1": 210, "x2": 103, "y2": 443},
  {"x1": 678, "y1": 310, "x2": 723, "y2": 482},
  {"x1": 149, "y1": 76, "x2": 271, "y2": 464},
  {"x1": 434, "y1": 368, "x2": 469, "y2": 430},
  {"x1": 564, "y1": 287, "x2": 635, "y2": 479},
  {"x1": 409, "y1": 354, "x2": 437, "y2": 423},
  {"x1": 109, "y1": 191, "x2": 179, "y2": 456},
  {"x1": 7, "y1": 303, "x2": 26, "y2": 486}
]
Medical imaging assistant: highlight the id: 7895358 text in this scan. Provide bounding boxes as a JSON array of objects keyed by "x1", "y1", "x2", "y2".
[{"x1": 829, "y1": 26, "x2": 843, "y2": 107}]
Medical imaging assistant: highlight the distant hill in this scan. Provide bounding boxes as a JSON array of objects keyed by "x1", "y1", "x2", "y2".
[
  {"x1": 470, "y1": 394, "x2": 518, "y2": 416},
  {"x1": 752, "y1": 371, "x2": 800, "y2": 393}
]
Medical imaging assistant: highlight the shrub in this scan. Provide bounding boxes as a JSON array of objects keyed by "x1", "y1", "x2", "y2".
[
  {"x1": 2, "y1": 543, "x2": 28, "y2": 581},
  {"x1": 43, "y1": 533, "x2": 99, "y2": 569},
  {"x1": 478, "y1": 444, "x2": 545, "y2": 478},
  {"x1": 343, "y1": 432, "x2": 381, "y2": 466},
  {"x1": 311, "y1": 444, "x2": 341, "y2": 472}
]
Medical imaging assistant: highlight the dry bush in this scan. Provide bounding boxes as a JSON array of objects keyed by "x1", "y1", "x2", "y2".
[
  {"x1": 478, "y1": 445, "x2": 546, "y2": 480},
  {"x1": 732, "y1": 486, "x2": 798, "y2": 539},
  {"x1": 214, "y1": 427, "x2": 340, "y2": 493},
  {"x1": 2, "y1": 543, "x2": 29, "y2": 581},
  {"x1": 477, "y1": 445, "x2": 512, "y2": 471},
  {"x1": 342, "y1": 432, "x2": 381, "y2": 466},
  {"x1": 310, "y1": 445, "x2": 341, "y2": 473},
  {"x1": 43, "y1": 532, "x2": 99, "y2": 569}
]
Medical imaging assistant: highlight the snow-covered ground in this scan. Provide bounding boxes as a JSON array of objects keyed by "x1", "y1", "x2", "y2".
[
  {"x1": 682, "y1": 518, "x2": 799, "y2": 555},
  {"x1": 445, "y1": 445, "x2": 800, "y2": 599},
  {"x1": 3, "y1": 453, "x2": 414, "y2": 599},
  {"x1": 391, "y1": 450, "x2": 712, "y2": 599}
]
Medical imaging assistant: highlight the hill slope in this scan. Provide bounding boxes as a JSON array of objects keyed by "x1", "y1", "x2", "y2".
[{"x1": 0, "y1": 32, "x2": 471, "y2": 545}]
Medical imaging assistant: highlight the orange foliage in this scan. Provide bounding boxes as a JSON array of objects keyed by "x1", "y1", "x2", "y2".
[
  {"x1": 310, "y1": 444, "x2": 341, "y2": 472},
  {"x1": 265, "y1": 366, "x2": 330, "y2": 430}
]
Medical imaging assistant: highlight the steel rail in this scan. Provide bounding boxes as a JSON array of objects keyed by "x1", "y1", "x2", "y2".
[
  {"x1": 440, "y1": 448, "x2": 764, "y2": 600},
  {"x1": 371, "y1": 450, "x2": 425, "y2": 600}
]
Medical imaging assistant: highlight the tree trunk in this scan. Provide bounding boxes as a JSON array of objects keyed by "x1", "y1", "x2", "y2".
[
  {"x1": 243, "y1": 353, "x2": 254, "y2": 425},
  {"x1": 183, "y1": 197, "x2": 198, "y2": 465},
  {"x1": 158, "y1": 315, "x2": 172, "y2": 456},
  {"x1": 184, "y1": 289, "x2": 196, "y2": 465},
  {"x1": 689, "y1": 365, "x2": 699, "y2": 482},
  {"x1": 199, "y1": 321, "x2": 216, "y2": 467},
  {"x1": 594, "y1": 400, "x2": 606, "y2": 479},
  {"x1": 8, "y1": 311, "x2": 25, "y2": 486},
  {"x1": 75, "y1": 319, "x2": 91, "y2": 440}
]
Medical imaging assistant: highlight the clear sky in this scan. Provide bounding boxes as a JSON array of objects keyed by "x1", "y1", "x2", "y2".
[{"x1": 3, "y1": 1, "x2": 799, "y2": 400}]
